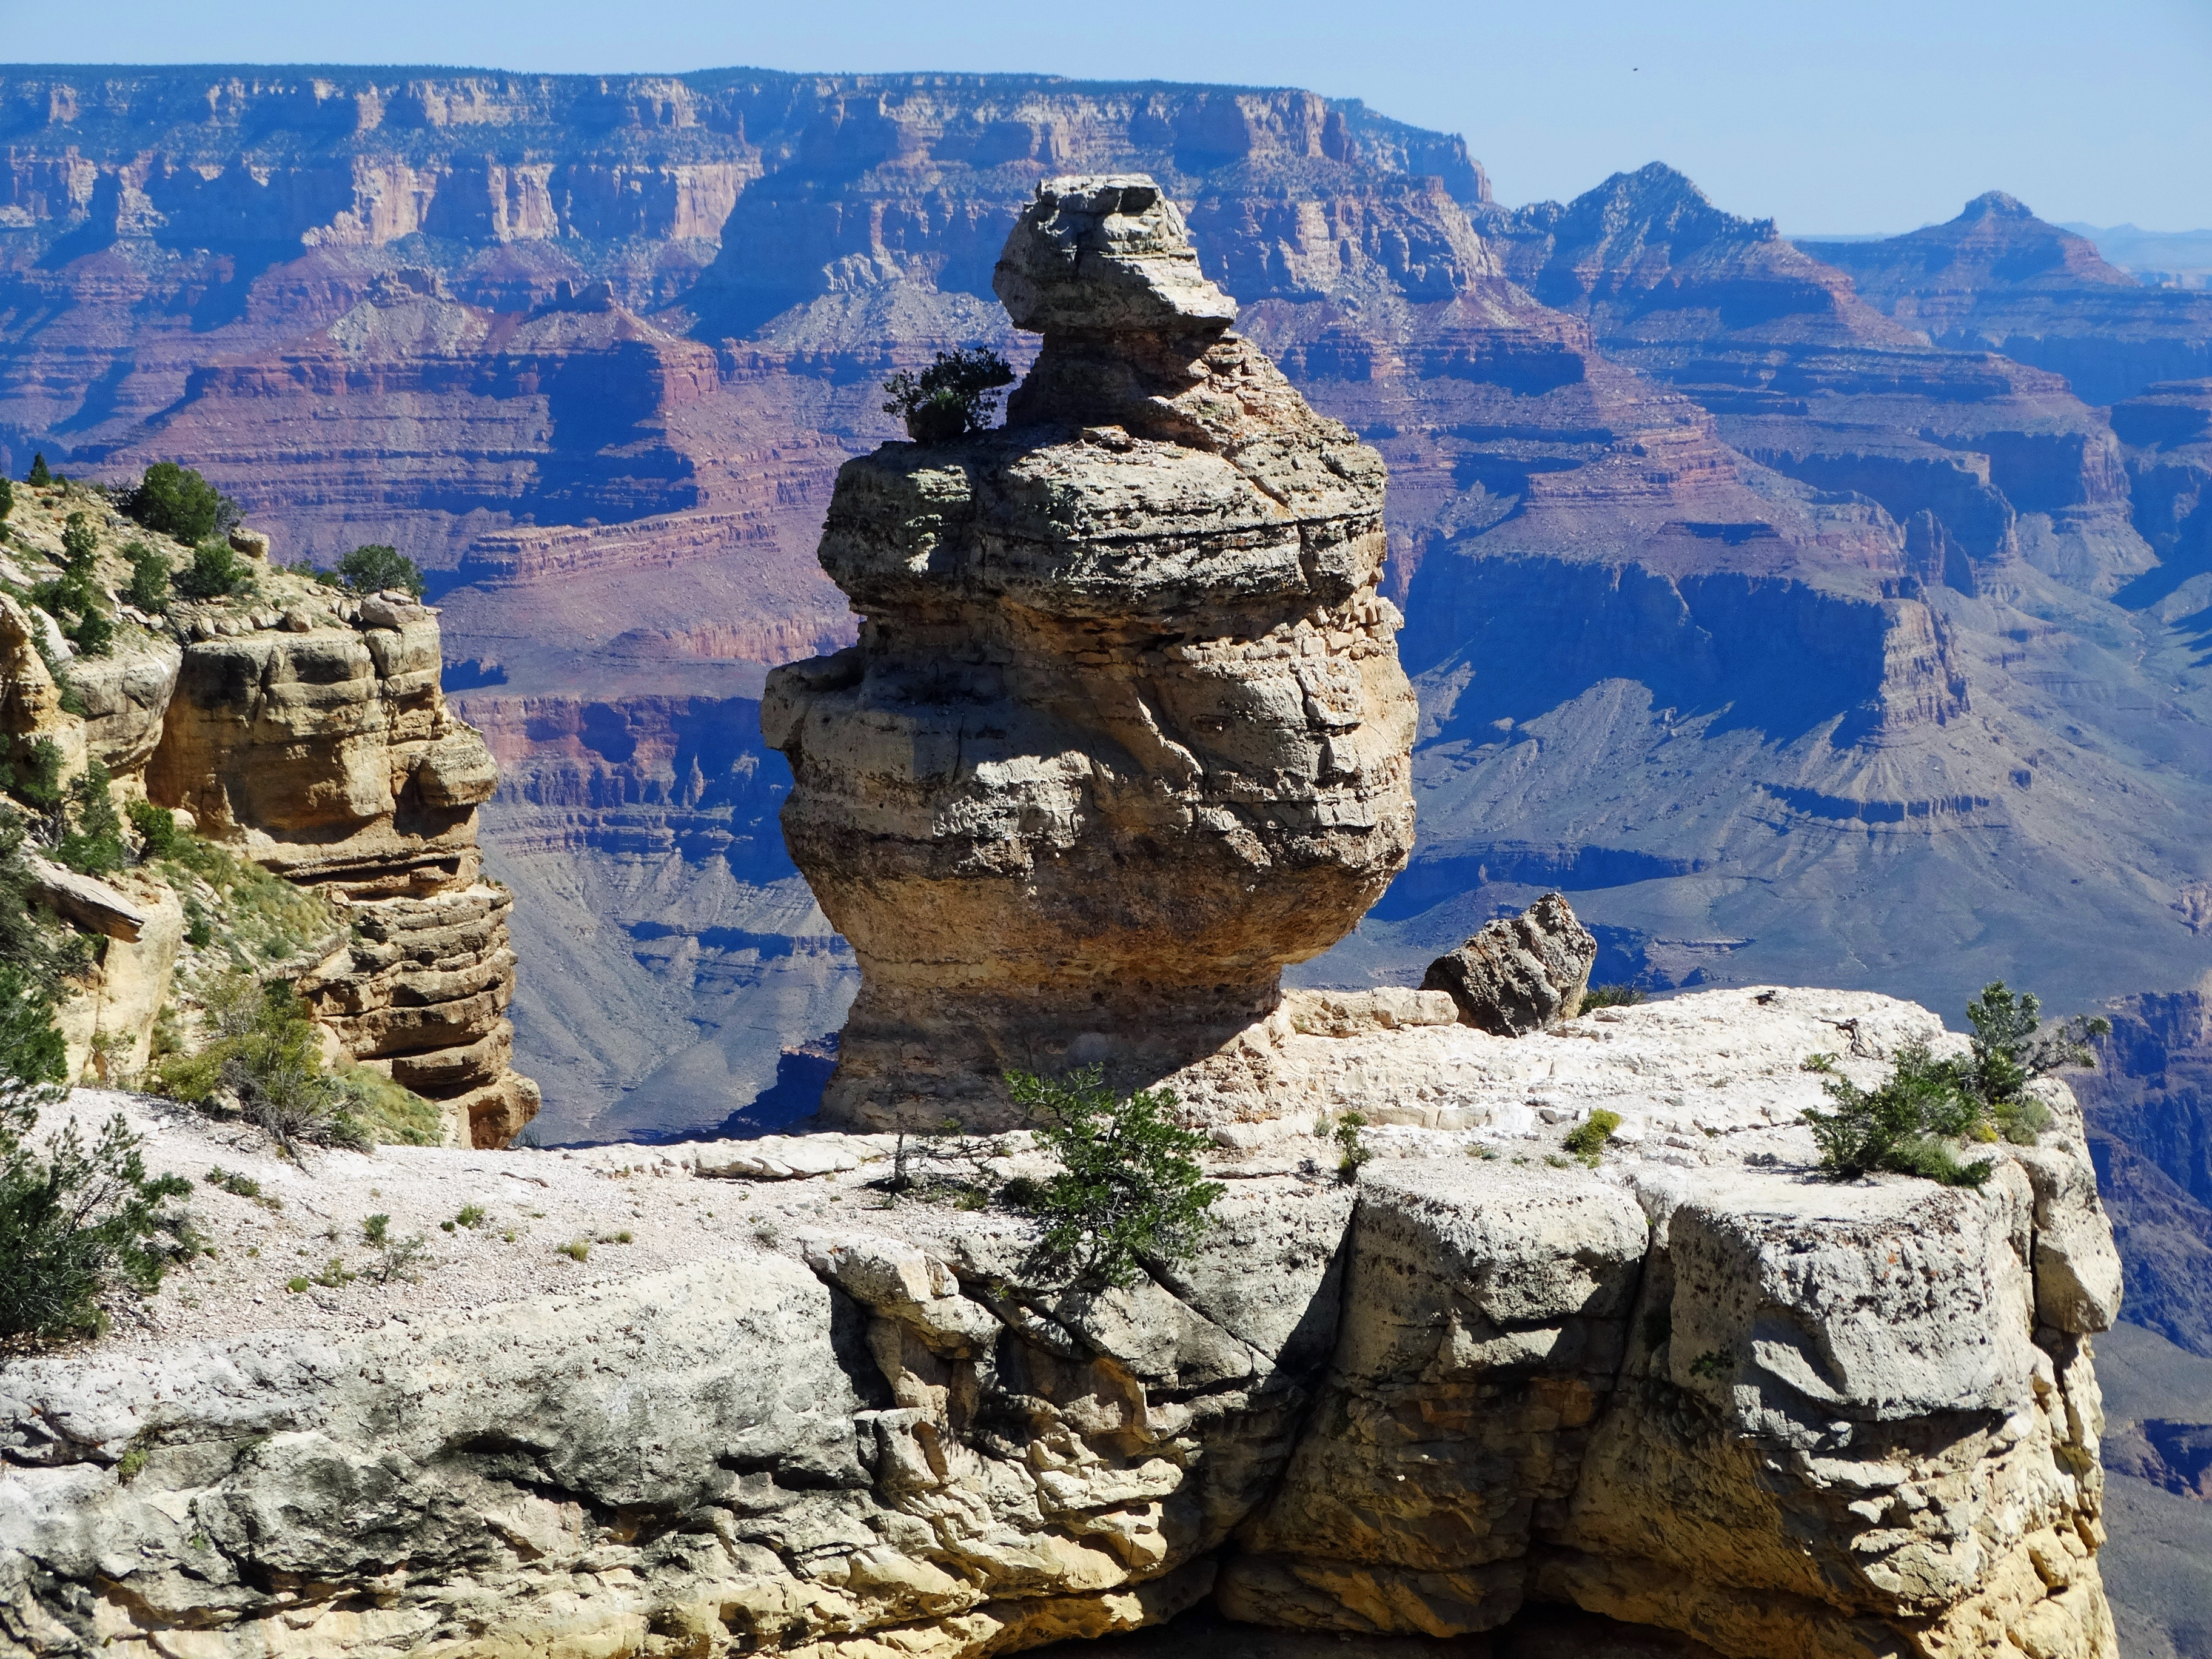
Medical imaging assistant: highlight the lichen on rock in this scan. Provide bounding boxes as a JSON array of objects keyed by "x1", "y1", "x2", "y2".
[{"x1": 764, "y1": 173, "x2": 1418, "y2": 1130}]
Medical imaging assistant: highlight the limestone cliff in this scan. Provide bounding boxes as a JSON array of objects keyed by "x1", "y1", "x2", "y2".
[
  {"x1": 0, "y1": 989, "x2": 2120, "y2": 1658},
  {"x1": 0, "y1": 481, "x2": 535, "y2": 1145},
  {"x1": 763, "y1": 176, "x2": 1416, "y2": 1128}
]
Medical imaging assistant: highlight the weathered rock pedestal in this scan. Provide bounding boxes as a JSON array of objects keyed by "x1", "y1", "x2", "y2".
[{"x1": 765, "y1": 175, "x2": 1416, "y2": 1130}]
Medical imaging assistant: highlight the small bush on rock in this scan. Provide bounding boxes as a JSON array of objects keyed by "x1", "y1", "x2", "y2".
[
  {"x1": 332, "y1": 544, "x2": 424, "y2": 598},
  {"x1": 152, "y1": 975, "x2": 370, "y2": 1155},
  {"x1": 1805, "y1": 1041, "x2": 1991, "y2": 1187},
  {"x1": 170, "y1": 539, "x2": 250, "y2": 601},
  {"x1": 2, "y1": 738, "x2": 66, "y2": 813},
  {"x1": 121, "y1": 462, "x2": 236, "y2": 545},
  {"x1": 882, "y1": 348, "x2": 1015, "y2": 444},
  {"x1": 1332, "y1": 1109, "x2": 1374, "y2": 1180},
  {"x1": 55, "y1": 763, "x2": 125, "y2": 877},
  {"x1": 1, "y1": 982, "x2": 192, "y2": 1343},
  {"x1": 1963, "y1": 982, "x2": 2106, "y2": 1143},
  {"x1": 1563, "y1": 1107, "x2": 1623, "y2": 1165},
  {"x1": 127, "y1": 798, "x2": 179, "y2": 859},
  {"x1": 1007, "y1": 1065, "x2": 1223, "y2": 1288},
  {"x1": 123, "y1": 541, "x2": 170, "y2": 613},
  {"x1": 1803, "y1": 980, "x2": 2110, "y2": 1186}
]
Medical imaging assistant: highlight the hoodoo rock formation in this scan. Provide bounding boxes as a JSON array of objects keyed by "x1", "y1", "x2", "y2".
[{"x1": 764, "y1": 176, "x2": 1416, "y2": 1128}]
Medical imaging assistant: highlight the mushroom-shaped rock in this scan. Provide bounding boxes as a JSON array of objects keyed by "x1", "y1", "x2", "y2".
[{"x1": 764, "y1": 173, "x2": 1418, "y2": 1131}]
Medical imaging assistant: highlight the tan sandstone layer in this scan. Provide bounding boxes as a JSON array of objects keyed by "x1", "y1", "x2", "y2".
[{"x1": 1, "y1": 484, "x2": 535, "y2": 1145}]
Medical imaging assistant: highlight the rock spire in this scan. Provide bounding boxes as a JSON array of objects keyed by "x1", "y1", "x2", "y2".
[{"x1": 763, "y1": 174, "x2": 1417, "y2": 1129}]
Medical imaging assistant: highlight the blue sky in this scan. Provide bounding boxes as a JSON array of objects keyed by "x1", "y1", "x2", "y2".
[{"x1": 2, "y1": 0, "x2": 2205, "y2": 233}]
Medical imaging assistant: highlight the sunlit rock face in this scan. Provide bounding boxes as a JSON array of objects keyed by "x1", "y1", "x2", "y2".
[{"x1": 764, "y1": 175, "x2": 1417, "y2": 1130}]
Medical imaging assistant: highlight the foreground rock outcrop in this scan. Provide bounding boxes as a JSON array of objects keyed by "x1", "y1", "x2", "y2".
[
  {"x1": 764, "y1": 175, "x2": 1416, "y2": 1128},
  {"x1": 0, "y1": 988, "x2": 2120, "y2": 1658},
  {"x1": 1, "y1": 484, "x2": 536, "y2": 1145}
]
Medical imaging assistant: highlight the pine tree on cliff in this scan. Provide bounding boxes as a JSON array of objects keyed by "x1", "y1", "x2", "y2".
[{"x1": 25, "y1": 454, "x2": 49, "y2": 486}]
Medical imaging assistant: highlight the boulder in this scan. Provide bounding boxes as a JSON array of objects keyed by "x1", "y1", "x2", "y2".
[
  {"x1": 1423, "y1": 892, "x2": 1598, "y2": 1036},
  {"x1": 24, "y1": 856, "x2": 147, "y2": 942}
]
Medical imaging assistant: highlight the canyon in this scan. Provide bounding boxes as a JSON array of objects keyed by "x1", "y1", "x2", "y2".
[
  {"x1": 7, "y1": 69, "x2": 2205, "y2": 1155},
  {"x1": 0, "y1": 101, "x2": 2197, "y2": 1654}
]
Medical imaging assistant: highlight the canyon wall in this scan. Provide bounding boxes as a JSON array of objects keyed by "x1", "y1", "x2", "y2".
[
  {"x1": 1, "y1": 69, "x2": 2208, "y2": 1148},
  {"x1": 1802, "y1": 195, "x2": 2212, "y2": 408}
]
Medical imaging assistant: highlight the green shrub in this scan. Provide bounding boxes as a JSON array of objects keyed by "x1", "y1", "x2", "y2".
[
  {"x1": 204, "y1": 1165, "x2": 279, "y2": 1208},
  {"x1": 60, "y1": 512, "x2": 96, "y2": 575},
  {"x1": 1006, "y1": 1065, "x2": 1224, "y2": 1288},
  {"x1": 1581, "y1": 985, "x2": 1645, "y2": 1010},
  {"x1": 27, "y1": 454, "x2": 50, "y2": 487},
  {"x1": 3, "y1": 737, "x2": 65, "y2": 811},
  {"x1": 1563, "y1": 1107, "x2": 1623, "y2": 1165},
  {"x1": 0, "y1": 816, "x2": 91, "y2": 991},
  {"x1": 1802, "y1": 982, "x2": 2110, "y2": 1185},
  {"x1": 29, "y1": 519, "x2": 114, "y2": 658},
  {"x1": 29, "y1": 574, "x2": 112, "y2": 659},
  {"x1": 150, "y1": 975, "x2": 368, "y2": 1155},
  {"x1": 365, "y1": 1230, "x2": 427, "y2": 1282},
  {"x1": 1803, "y1": 1041, "x2": 1988, "y2": 1186},
  {"x1": 122, "y1": 463, "x2": 236, "y2": 545},
  {"x1": 1333, "y1": 1109, "x2": 1374, "y2": 1180},
  {"x1": 170, "y1": 540, "x2": 249, "y2": 601},
  {"x1": 1963, "y1": 982, "x2": 2108, "y2": 1141},
  {"x1": 881, "y1": 348, "x2": 1015, "y2": 444},
  {"x1": 127, "y1": 798, "x2": 179, "y2": 859},
  {"x1": 333, "y1": 544, "x2": 424, "y2": 598},
  {"x1": 55, "y1": 763, "x2": 125, "y2": 877},
  {"x1": 0, "y1": 1000, "x2": 192, "y2": 1342},
  {"x1": 123, "y1": 541, "x2": 170, "y2": 613},
  {"x1": 0, "y1": 477, "x2": 12, "y2": 521},
  {"x1": 0, "y1": 963, "x2": 67, "y2": 1094}
]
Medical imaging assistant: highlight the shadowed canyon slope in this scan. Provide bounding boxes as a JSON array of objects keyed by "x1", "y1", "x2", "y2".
[{"x1": 3, "y1": 69, "x2": 2211, "y2": 1148}]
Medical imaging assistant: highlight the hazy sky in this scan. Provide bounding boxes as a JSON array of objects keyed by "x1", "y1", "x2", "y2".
[{"x1": 4, "y1": 0, "x2": 2206, "y2": 233}]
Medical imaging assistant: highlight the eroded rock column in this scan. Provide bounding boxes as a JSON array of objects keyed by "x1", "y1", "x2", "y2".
[{"x1": 765, "y1": 175, "x2": 1417, "y2": 1129}]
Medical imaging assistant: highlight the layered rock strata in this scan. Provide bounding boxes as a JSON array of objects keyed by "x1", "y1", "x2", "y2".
[
  {"x1": 0, "y1": 486, "x2": 535, "y2": 1145},
  {"x1": 0, "y1": 988, "x2": 2119, "y2": 1658},
  {"x1": 763, "y1": 175, "x2": 1416, "y2": 1128}
]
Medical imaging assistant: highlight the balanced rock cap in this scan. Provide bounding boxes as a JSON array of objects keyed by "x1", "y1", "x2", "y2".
[{"x1": 993, "y1": 174, "x2": 1239, "y2": 335}]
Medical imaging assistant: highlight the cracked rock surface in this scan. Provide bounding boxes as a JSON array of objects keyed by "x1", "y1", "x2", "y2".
[{"x1": 0, "y1": 989, "x2": 2119, "y2": 1658}]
